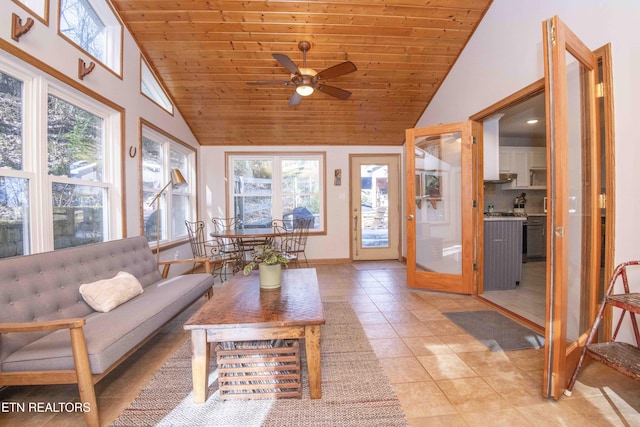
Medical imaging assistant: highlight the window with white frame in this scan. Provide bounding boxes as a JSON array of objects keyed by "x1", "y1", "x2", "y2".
[
  {"x1": 0, "y1": 59, "x2": 121, "y2": 259},
  {"x1": 141, "y1": 125, "x2": 195, "y2": 247},
  {"x1": 141, "y1": 57, "x2": 173, "y2": 114},
  {"x1": 59, "y1": 0, "x2": 123, "y2": 75},
  {"x1": 228, "y1": 154, "x2": 325, "y2": 231}
]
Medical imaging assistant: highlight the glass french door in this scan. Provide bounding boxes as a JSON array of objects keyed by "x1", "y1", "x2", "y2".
[
  {"x1": 405, "y1": 122, "x2": 477, "y2": 294},
  {"x1": 350, "y1": 155, "x2": 400, "y2": 260},
  {"x1": 542, "y1": 16, "x2": 601, "y2": 398}
]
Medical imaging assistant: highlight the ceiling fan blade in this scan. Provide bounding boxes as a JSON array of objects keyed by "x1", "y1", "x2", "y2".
[
  {"x1": 246, "y1": 80, "x2": 291, "y2": 86},
  {"x1": 273, "y1": 53, "x2": 300, "y2": 74},
  {"x1": 315, "y1": 61, "x2": 357, "y2": 80},
  {"x1": 288, "y1": 92, "x2": 303, "y2": 106},
  {"x1": 315, "y1": 84, "x2": 352, "y2": 100}
]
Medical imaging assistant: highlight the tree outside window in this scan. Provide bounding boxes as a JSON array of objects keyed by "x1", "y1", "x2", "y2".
[
  {"x1": 230, "y1": 154, "x2": 324, "y2": 231},
  {"x1": 141, "y1": 126, "x2": 194, "y2": 245}
]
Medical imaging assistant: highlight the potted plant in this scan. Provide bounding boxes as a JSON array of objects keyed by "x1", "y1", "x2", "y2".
[{"x1": 243, "y1": 245, "x2": 290, "y2": 289}]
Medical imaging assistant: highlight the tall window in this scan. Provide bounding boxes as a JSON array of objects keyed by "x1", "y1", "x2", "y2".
[
  {"x1": 0, "y1": 60, "x2": 121, "y2": 259},
  {"x1": 59, "y1": 0, "x2": 123, "y2": 75},
  {"x1": 228, "y1": 154, "x2": 325, "y2": 231},
  {"x1": 48, "y1": 94, "x2": 109, "y2": 250},
  {"x1": 0, "y1": 71, "x2": 29, "y2": 257},
  {"x1": 141, "y1": 125, "x2": 195, "y2": 247}
]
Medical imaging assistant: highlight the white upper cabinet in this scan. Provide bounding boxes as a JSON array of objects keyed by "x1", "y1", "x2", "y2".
[{"x1": 499, "y1": 147, "x2": 546, "y2": 189}]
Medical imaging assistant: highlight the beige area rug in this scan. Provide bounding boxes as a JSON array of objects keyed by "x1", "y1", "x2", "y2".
[{"x1": 113, "y1": 302, "x2": 408, "y2": 427}]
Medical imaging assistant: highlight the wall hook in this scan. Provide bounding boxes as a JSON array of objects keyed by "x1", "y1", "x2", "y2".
[
  {"x1": 11, "y1": 13, "x2": 35, "y2": 42},
  {"x1": 78, "y1": 59, "x2": 95, "y2": 80}
]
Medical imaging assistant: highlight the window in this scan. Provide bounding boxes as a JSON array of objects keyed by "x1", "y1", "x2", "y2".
[
  {"x1": 13, "y1": 0, "x2": 48, "y2": 22},
  {"x1": 141, "y1": 124, "x2": 195, "y2": 247},
  {"x1": 59, "y1": 0, "x2": 123, "y2": 75},
  {"x1": 228, "y1": 154, "x2": 325, "y2": 231},
  {"x1": 0, "y1": 58, "x2": 121, "y2": 259},
  {"x1": 141, "y1": 57, "x2": 173, "y2": 114},
  {"x1": 48, "y1": 94, "x2": 110, "y2": 250}
]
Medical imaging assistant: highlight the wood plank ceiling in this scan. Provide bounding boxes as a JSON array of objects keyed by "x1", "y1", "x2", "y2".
[{"x1": 111, "y1": 0, "x2": 493, "y2": 146}]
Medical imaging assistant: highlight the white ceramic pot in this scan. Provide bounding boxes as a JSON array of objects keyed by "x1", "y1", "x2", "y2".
[{"x1": 258, "y1": 263, "x2": 282, "y2": 289}]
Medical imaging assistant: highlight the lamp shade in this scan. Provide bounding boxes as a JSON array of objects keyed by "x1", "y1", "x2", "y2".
[
  {"x1": 295, "y1": 85, "x2": 314, "y2": 97},
  {"x1": 170, "y1": 169, "x2": 187, "y2": 188}
]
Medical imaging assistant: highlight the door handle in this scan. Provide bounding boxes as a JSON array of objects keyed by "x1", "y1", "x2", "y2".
[{"x1": 407, "y1": 215, "x2": 414, "y2": 221}]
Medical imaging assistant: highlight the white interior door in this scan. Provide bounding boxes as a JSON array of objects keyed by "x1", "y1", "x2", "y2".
[{"x1": 350, "y1": 155, "x2": 400, "y2": 261}]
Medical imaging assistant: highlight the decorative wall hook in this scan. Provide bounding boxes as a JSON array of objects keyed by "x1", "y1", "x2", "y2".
[
  {"x1": 78, "y1": 59, "x2": 95, "y2": 80},
  {"x1": 11, "y1": 13, "x2": 35, "y2": 42}
]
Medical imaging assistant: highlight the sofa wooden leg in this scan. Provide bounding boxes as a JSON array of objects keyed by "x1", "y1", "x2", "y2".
[{"x1": 69, "y1": 327, "x2": 99, "y2": 427}]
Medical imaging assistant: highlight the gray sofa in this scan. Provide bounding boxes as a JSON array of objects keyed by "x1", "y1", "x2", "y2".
[{"x1": 0, "y1": 236, "x2": 215, "y2": 426}]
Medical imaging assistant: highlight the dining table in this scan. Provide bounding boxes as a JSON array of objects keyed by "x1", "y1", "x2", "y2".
[
  {"x1": 210, "y1": 227, "x2": 288, "y2": 266},
  {"x1": 209, "y1": 227, "x2": 284, "y2": 241}
]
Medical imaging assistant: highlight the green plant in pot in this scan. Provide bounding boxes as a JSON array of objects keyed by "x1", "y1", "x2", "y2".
[{"x1": 243, "y1": 245, "x2": 289, "y2": 289}]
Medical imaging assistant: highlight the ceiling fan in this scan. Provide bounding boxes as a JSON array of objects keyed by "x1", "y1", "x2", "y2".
[{"x1": 247, "y1": 41, "x2": 357, "y2": 106}]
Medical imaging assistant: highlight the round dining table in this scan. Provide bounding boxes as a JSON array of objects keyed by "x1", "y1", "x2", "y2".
[
  {"x1": 210, "y1": 228, "x2": 283, "y2": 240},
  {"x1": 210, "y1": 228, "x2": 288, "y2": 268}
]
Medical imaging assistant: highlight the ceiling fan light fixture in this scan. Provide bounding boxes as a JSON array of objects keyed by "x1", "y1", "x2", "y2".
[{"x1": 296, "y1": 84, "x2": 314, "y2": 96}]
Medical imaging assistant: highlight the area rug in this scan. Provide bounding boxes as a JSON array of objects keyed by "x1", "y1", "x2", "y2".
[
  {"x1": 443, "y1": 310, "x2": 545, "y2": 352},
  {"x1": 113, "y1": 302, "x2": 408, "y2": 426}
]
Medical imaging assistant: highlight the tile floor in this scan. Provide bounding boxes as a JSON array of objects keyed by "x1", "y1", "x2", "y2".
[
  {"x1": 482, "y1": 261, "x2": 546, "y2": 326},
  {"x1": 0, "y1": 261, "x2": 638, "y2": 426}
]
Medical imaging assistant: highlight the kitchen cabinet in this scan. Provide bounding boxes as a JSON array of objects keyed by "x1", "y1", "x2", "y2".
[
  {"x1": 526, "y1": 216, "x2": 546, "y2": 259},
  {"x1": 499, "y1": 147, "x2": 546, "y2": 189},
  {"x1": 530, "y1": 148, "x2": 546, "y2": 168},
  {"x1": 484, "y1": 219, "x2": 523, "y2": 290}
]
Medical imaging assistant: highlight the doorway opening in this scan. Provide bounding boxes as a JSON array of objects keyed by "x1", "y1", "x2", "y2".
[{"x1": 470, "y1": 44, "x2": 615, "y2": 339}]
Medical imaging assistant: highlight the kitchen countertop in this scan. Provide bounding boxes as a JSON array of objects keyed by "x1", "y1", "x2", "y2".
[{"x1": 484, "y1": 216, "x2": 527, "y2": 221}]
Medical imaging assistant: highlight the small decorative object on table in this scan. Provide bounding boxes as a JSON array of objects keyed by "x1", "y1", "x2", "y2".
[{"x1": 243, "y1": 245, "x2": 290, "y2": 289}]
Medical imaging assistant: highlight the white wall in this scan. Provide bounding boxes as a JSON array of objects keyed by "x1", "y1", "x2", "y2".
[
  {"x1": 200, "y1": 145, "x2": 404, "y2": 261},
  {"x1": 418, "y1": 0, "x2": 640, "y2": 343},
  {"x1": 1, "y1": 1, "x2": 200, "y2": 267}
]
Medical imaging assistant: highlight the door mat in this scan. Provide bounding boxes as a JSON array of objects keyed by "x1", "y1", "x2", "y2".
[{"x1": 443, "y1": 310, "x2": 545, "y2": 352}]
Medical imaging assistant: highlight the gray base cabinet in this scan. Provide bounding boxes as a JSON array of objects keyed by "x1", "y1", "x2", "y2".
[{"x1": 484, "y1": 220, "x2": 522, "y2": 290}]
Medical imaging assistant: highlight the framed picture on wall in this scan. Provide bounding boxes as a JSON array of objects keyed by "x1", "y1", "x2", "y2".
[
  {"x1": 424, "y1": 170, "x2": 442, "y2": 199},
  {"x1": 415, "y1": 171, "x2": 424, "y2": 197}
]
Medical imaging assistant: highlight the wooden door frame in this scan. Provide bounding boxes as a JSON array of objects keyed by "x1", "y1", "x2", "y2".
[
  {"x1": 543, "y1": 15, "x2": 600, "y2": 398},
  {"x1": 470, "y1": 79, "x2": 546, "y2": 296},
  {"x1": 467, "y1": 39, "x2": 615, "y2": 399}
]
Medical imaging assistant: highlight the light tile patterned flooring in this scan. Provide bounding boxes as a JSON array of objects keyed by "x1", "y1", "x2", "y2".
[
  {"x1": 482, "y1": 261, "x2": 547, "y2": 326},
  {"x1": 0, "y1": 261, "x2": 638, "y2": 426}
]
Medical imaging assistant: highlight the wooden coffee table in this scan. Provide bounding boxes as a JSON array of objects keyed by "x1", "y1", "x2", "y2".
[{"x1": 183, "y1": 268, "x2": 325, "y2": 403}]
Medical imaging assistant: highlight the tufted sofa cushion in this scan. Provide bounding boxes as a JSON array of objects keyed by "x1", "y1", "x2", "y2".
[
  {"x1": 2, "y1": 273, "x2": 212, "y2": 374},
  {"x1": 0, "y1": 236, "x2": 163, "y2": 366}
]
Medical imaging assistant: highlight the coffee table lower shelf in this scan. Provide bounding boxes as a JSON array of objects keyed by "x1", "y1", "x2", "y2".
[{"x1": 216, "y1": 339, "x2": 302, "y2": 400}]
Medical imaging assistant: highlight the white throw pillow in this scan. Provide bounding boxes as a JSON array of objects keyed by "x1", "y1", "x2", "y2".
[{"x1": 79, "y1": 271, "x2": 143, "y2": 313}]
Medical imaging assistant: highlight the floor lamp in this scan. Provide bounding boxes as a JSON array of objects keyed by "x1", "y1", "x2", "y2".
[{"x1": 148, "y1": 168, "x2": 188, "y2": 263}]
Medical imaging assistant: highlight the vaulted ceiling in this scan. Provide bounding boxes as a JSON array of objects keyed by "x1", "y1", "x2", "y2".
[{"x1": 111, "y1": 1, "x2": 493, "y2": 146}]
